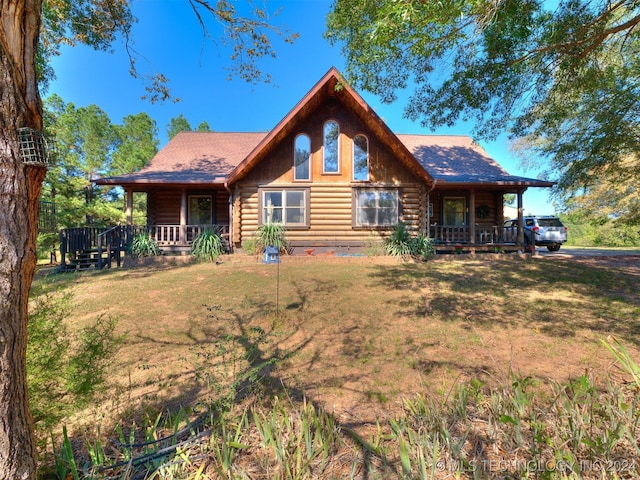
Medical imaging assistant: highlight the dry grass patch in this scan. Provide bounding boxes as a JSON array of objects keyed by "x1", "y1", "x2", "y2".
[{"x1": 33, "y1": 254, "x2": 640, "y2": 478}]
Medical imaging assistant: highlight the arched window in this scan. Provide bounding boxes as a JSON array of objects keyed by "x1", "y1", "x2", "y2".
[
  {"x1": 294, "y1": 134, "x2": 311, "y2": 180},
  {"x1": 323, "y1": 121, "x2": 339, "y2": 173},
  {"x1": 353, "y1": 134, "x2": 369, "y2": 181}
]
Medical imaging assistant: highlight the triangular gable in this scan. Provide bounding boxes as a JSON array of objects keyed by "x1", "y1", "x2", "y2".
[{"x1": 226, "y1": 67, "x2": 434, "y2": 186}]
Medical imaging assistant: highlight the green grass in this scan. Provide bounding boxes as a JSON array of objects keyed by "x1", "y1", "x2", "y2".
[{"x1": 34, "y1": 255, "x2": 640, "y2": 478}]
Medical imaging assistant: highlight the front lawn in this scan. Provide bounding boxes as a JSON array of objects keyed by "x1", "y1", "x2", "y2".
[{"x1": 33, "y1": 254, "x2": 640, "y2": 478}]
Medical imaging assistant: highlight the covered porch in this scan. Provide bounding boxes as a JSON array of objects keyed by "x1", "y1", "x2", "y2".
[{"x1": 426, "y1": 186, "x2": 528, "y2": 252}]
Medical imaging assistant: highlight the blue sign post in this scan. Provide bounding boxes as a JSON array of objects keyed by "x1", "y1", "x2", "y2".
[{"x1": 263, "y1": 246, "x2": 280, "y2": 316}]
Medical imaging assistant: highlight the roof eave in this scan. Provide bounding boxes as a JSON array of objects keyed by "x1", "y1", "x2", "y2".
[{"x1": 433, "y1": 179, "x2": 555, "y2": 188}]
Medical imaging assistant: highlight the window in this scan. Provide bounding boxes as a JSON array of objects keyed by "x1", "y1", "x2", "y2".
[
  {"x1": 323, "y1": 120, "x2": 339, "y2": 173},
  {"x1": 353, "y1": 134, "x2": 369, "y2": 181},
  {"x1": 294, "y1": 134, "x2": 310, "y2": 180},
  {"x1": 188, "y1": 195, "x2": 212, "y2": 225},
  {"x1": 354, "y1": 189, "x2": 398, "y2": 227},
  {"x1": 443, "y1": 197, "x2": 466, "y2": 225},
  {"x1": 262, "y1": 189, "x2": 308, "y2": 226}
]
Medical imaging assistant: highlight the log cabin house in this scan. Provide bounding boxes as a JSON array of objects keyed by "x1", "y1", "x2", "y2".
[{"x1": 84, "y1": 67, "x2": 552, "y2": 263}]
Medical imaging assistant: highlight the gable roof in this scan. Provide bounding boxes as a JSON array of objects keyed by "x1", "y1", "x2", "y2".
[
  {"x1": 226, "y1": 66, "x2": 433, "y2": 185},
  {"x1": 95, "y1": 67, "x2": 552, "y2": 190},
  {"x1": 397, "y1": 135, "x2": 553, "y2": 187}
]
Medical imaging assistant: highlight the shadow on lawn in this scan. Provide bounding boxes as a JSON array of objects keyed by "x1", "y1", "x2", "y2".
[
  {"x1": 56, "y1": 295, "x2": 417, "y2": 479},
  {"x1": 368, "y1": 257, "x2": 640, "y2": 345}
]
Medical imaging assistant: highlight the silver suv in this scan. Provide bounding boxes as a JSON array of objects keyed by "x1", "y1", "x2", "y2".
[{"x1": 504, "y1": 216, "x2": 567, "y2": 251}]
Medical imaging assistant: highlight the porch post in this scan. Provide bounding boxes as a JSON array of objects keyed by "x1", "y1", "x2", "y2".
[
  {"x1": 125, "y1": 188, "x2": 133, "y2": 226},
  {"x1": 180, "y1": 189, "x2": 187, "y2": 246},
  {"x1": 517, "y1": 189, "x2": 524, "y2": 245},
  {"x1": 469, "y1": 190, "x2": 476, "y2": 243}
]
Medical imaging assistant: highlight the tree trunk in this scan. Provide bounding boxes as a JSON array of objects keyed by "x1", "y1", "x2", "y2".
[{"x1": 0, "y1": 1, "x2": 44, "y2": 478}]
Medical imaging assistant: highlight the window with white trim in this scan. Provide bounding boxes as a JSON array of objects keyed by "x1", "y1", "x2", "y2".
[
  {"x1": 262, "y1": 189, "x2": 308, "y2": 226},
  {"x1": 354, "y1": 189, "x2": 399, "y2": 227},
  {"x1": 294, "y1": 134, "x2": 310, "y2": 181},
  {"x1": 323, "y1": 120, "x2": 339, "y2": 173},
  {"x1": 353, "y1": 134, "x2": 369, "y2": 181}
]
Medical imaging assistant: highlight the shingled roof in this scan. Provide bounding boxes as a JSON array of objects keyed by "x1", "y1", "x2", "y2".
[
  {"x1": 397, "y1": 134, "x2": 552, "y2": 187},
  {"x1": 96, "y1": 131, "x2": 267, "y2": 186},
  {"x1": 95, "y1": 67, "x2": 552, "y2": 189}
]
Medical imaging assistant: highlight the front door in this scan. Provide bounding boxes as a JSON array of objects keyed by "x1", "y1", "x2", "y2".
[
  {"x1": 443, "y1": 197, "x2": 466, "y2": 225},
  {"x1": 188, "y1": 195, "x2": 212, "y2": 225}
]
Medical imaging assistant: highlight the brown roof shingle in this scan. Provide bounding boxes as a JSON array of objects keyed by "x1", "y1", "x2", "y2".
[
  {"x1": 397, "y1": 134, "x2": 552, "y2": 186},
  {"x1": 96, "y1": 131, "x2": 266, "y2": 186}
]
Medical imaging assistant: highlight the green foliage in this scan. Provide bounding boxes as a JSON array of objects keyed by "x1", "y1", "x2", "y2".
[
  {"x1": 43, "y1": 95, "x2": 157, "y2": 228},
  {"x1": 196, "y1": 120, "x2": 212, "y2": 132},
  {"x1": 562, "y1": 214, "x2": 640, "y2": 247},
  {"x1": 601, "y1": 336, "x2": 640, "y2": 389},
  {"x1": 110, "y1": 112, "x2": 159, "y2": 175},
  {"x1": 559, "y1": 159, "x2": 640, "y2": 226},
  {"x1": 36, "y1": 232, "x2": 59, "y2": 263},
  {"x1": 27, "y1": 290, "x2": 122, "y2": 434},
  {"x1": 326, "y1": 0, "x2": 640, "y2": 227},
  {"x1": 129, "y1": 231, "x2": 160, "y2": 257},
  {"x1": 166, "y1": 114, "x2": 192, "y2": 140},
  {"x1": 242, "y1": 237, "x2": 258, "y2": 255},
  {"x1": 384, "y1": 223, "x2": 434, "y2": 259},
  {"x1": 49, "y1": 363, "x2": 640, "y2": 479},
  {"x1": 255, "y1": 222, "x2": 289, "y2": 253},
  {"x1": 384, "y1": 222, "x2": 413, "y2": 257},
  {"x1": 51, "y1": 426, "x2": 80, "y2": 480},
  {"x1": 191, "y1": 228, "x2": 225, "y2": 262}
]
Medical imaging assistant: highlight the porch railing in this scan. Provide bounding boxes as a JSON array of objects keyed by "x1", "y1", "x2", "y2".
[
  {"x1": 60, "y1": 224, "x2": 230, "y2": 269},
  {"x1": 430, "y1": 225, "x2": 521, "y2": 244},
  {"x1": 148, "y1": 224, "x2": 229, "y2": 246}
]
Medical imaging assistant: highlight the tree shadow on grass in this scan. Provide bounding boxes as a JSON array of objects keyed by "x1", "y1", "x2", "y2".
[
  {"x1": 46, "y1": 257, "x2": 640, "y2": 478},
  {"x1": 367, "y1": 258, "x2": 640, "y2": 345}
]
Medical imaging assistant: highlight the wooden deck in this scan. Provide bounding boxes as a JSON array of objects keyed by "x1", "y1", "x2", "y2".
[
  {"x1": 59, "y1": 223, "x2": 526, "y2": 269},
  {"x1": 430, "y1": 224, "x2": 525, "y2": 253},
  {"x1": 59, "y1": 224, "x2": 230, "y2": 270}
]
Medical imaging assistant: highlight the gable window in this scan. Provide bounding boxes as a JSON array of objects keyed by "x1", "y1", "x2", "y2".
[
  {"x1": 294, "y1": 134, "x2": 311, "y2": 181},
  {"x1": 443, "y1": 197, "x2": 466, "y2": 225},
  {"x1": 323, "y1": 120, "x2": 340, "y2": 173},
  {"x1": 261, "y1": 188, "x2": 309, "y2": 227},
  {"x1": 353, "y1": 134, "x2": 369, "y2": 181},
  {"x1": 354, "y1": 188, "x2": 398, "y2": 227},
  {"x1": 188, "y1": 195, "x2": 212, "y2": 225}
]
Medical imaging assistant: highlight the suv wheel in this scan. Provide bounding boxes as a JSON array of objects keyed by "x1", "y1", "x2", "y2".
[{"x1": 547, "y1": 244, "x2": 561, "y2": 252}]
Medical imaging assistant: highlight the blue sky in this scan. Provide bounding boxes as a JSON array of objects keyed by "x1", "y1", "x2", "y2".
[{"x1": 48, "y1": 0, "x2": 556, "y2": 215}]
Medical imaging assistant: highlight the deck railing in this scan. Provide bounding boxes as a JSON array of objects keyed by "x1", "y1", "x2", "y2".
[
  {"x1": 148, "y1": 224, "x2": 229, "y2": 246},
  {"x1": 430, "y1": 225, "x2": 521, "y2": 244},
  {"x1": 60, "y1": 224, "x2": 230, "y2": 268}
]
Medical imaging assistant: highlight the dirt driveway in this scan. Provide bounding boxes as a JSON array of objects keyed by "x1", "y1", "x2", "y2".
[{"x1": 536, "y1": 248, "x2": 640, "y2": 275}]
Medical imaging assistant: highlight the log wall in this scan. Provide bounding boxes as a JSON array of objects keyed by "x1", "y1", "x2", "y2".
[{"x1": 234, "y1": 104, "x2": 427, "y2": 251}]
